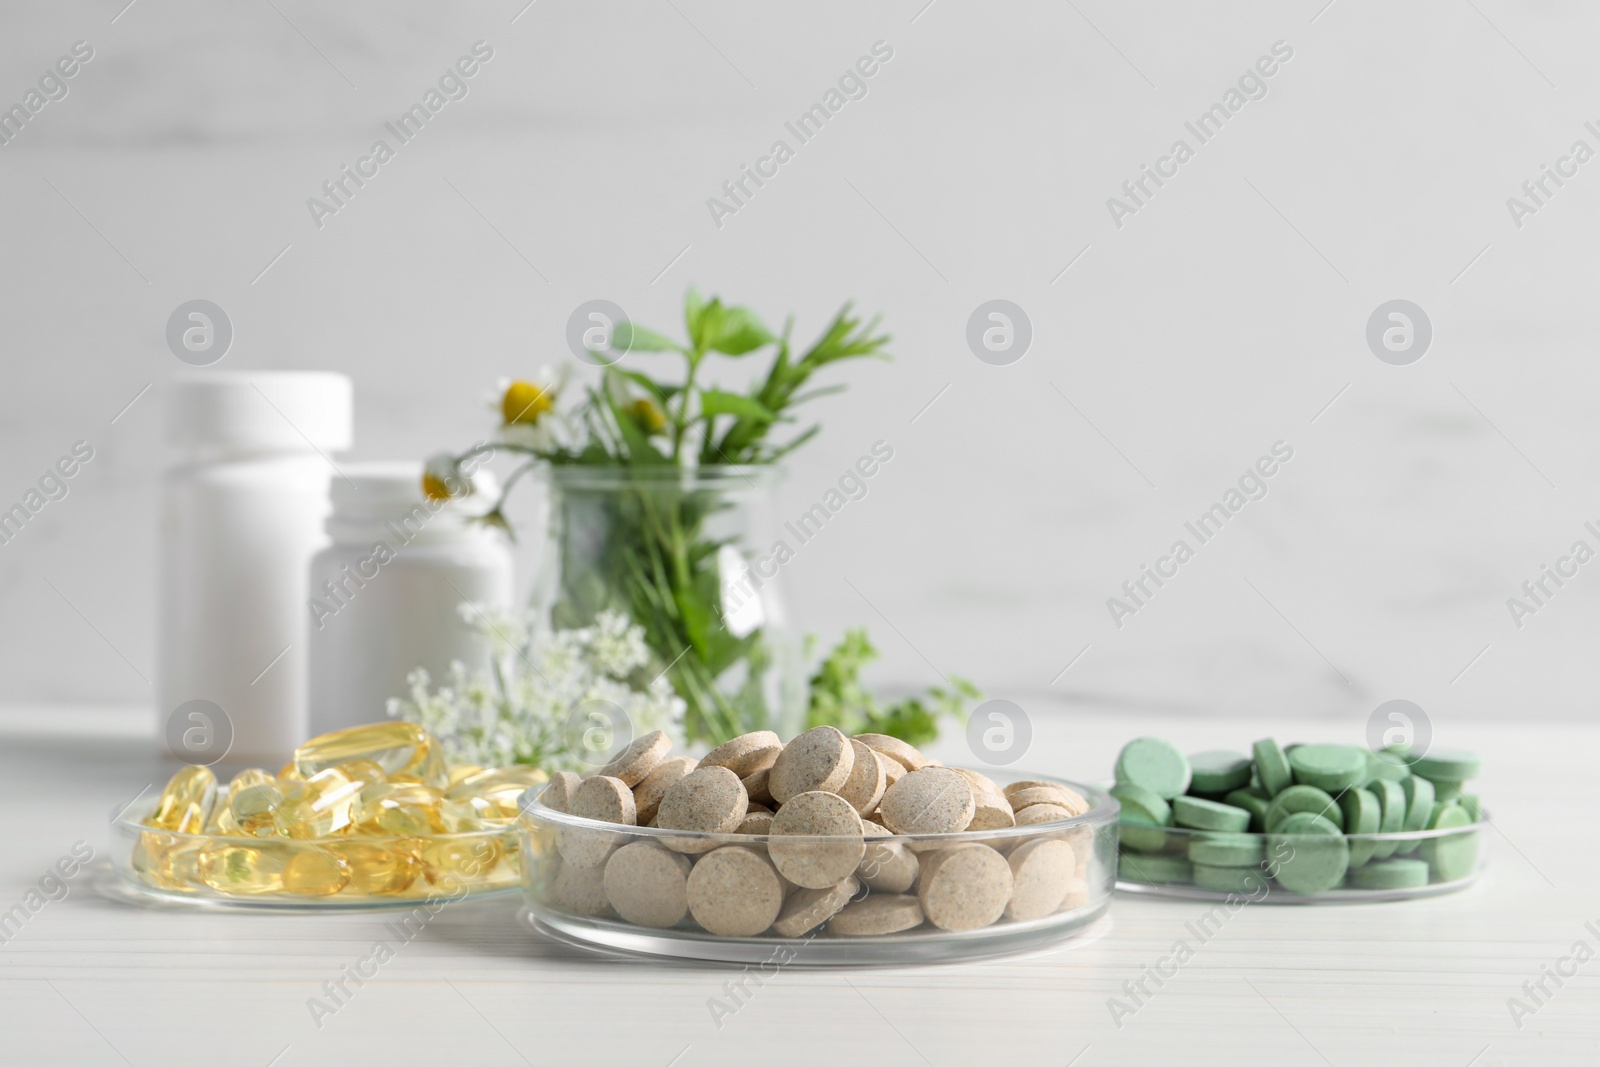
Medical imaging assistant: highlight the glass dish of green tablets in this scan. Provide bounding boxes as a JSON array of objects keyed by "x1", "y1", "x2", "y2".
[
  {"x1": 517, "y1": 734, "x2": 1120, "y2": 964},
  {"x1": 1110, "y1": 738, "x2": 1488, "y2": 903}
]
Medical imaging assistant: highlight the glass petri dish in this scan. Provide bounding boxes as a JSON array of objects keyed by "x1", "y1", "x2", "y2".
[
  {"x1": 1115, "y1": 815, "x2": 1489, "y2": 904},
  {"x1": 110, "y1": 798, "x2": 521, "y2": 911},
  {"x1": 519, "y1": 772, "x2": 1120, "y2": 964}
]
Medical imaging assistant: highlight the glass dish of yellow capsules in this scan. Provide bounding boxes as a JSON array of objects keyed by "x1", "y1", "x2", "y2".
[{"x1": 111, "y1": 723, "x2": 543, "y2": 909}]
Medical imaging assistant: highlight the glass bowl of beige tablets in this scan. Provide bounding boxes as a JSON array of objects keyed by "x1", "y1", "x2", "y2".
[
  {"x1": 1111, "y1": 737, "x2": 1488, "y2": 902},
  {"x1": 517, "y1": 727, "x2": 1120, "y2": 963},
  {"x1": 111, "y1": 723, "x2": 536, "y2": 908}
]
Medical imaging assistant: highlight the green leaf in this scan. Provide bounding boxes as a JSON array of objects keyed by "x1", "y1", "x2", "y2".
[
  {"x1": 676, "y1": 577, "x2": 714, "y2": 657},
  {"x1": 602, "y1": 370, "x2": 669, "y2": 464},
  {"x1": 688, "y1": 296, "x2": 723, "y2": 355},
  {"x1": 799, "y1": 306, "x2": 892, "y2": 369},
  {"x1": 613, "y1": 321, "x2": 680, "y2": 352},
  {"x1": 684, "y1": 288, "x2": 706, "y2": 341},
  {"x1": 804, "y1": 628, "x2": 880, "y2": 733},
  {"x1": 699, "y1": 389, "x2": 777, "y2": 423},
  {"x1": 705, "y1": 306, "x2": 775, "y2": 356},
  {"x1": 862, "y1": 698, "x2": 941, "y2": 747},
  {"x1": 802, "y1": 627, "x2": 977, "y2": 745},
  {"x1": 763, "y1": 424, "x2": 820, "y2": 462},
  {"x1": 616, "y1": 370, "x2": 680, "y2": 403},
  {"x1": 788, "y1": 383, "x2": 849, "y2": 407}
]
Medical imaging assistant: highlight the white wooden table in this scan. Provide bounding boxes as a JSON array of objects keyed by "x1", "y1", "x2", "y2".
[{"x1": 0, "y1": 706, "x2": 1590, "y2": 1066}]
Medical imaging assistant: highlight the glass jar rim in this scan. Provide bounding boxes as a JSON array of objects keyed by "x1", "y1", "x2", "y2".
[{"x1": 537, "y1": 463, "x2": 784, "y2": 490}]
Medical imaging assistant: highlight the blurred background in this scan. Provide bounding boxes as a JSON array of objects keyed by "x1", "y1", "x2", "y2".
[{"x1": 3, "y1": 0, "x2": 1597, "y2": 739}]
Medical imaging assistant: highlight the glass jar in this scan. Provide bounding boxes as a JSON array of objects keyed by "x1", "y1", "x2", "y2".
[{"x1": 528, "y1": 466, "x2": 803, "y2": 746}]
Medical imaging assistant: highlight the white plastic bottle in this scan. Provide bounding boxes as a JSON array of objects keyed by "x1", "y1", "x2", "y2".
[
  {"x1": 159, "y1": 371, "x2": 352, "y2": 763},
  {"x1": 306, "y1": 462, "x2": 513, "y2": 737}
]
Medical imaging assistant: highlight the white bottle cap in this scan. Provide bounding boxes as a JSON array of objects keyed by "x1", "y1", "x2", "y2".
[{"x1": 168, "y1": 371, "x2": 353, "y2": 452}]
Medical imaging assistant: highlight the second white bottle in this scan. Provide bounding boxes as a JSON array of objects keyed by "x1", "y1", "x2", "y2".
[{"x1": 306, "y1": 462, "x2": 513, "y2": 736}]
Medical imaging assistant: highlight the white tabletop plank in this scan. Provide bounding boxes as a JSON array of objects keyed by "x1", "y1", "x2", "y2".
[{"x1": 0, "y1": 706, "x2": 1590, "y2": 1067}]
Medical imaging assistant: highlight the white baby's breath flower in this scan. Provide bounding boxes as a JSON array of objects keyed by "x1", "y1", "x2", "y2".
[
  {"x1": 588, "y1": 609, "x2": 650, "y2": 677},
  {"x1": 458, "y1": 602, "x2": 530, "y2": 661},
  {"x1": 387, "y1": 606, "x2": 682, "y2": 771}
]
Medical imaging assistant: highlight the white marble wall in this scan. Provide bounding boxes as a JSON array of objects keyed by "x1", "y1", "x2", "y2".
[{"x1": 2, "y1": 1, "x2": 1597, "y2": 736}]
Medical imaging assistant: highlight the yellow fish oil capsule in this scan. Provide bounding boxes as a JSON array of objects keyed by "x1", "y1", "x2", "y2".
[
  {"x1": 205, "y1": 790, "x2": 233, "y2": 833},
  {"x1": 209, "y1": 769, "x2": 275, "y2": 835},
  {"x1": 340, "y1": 759, "x2": 387, "y2": 790},
  {"x1": 447, "y1": 763, "x2": 485, "y2": 787},
  {"x1": 446, "y1": 766, "x2": 547, "y2": 818},
  {"x1": 230, "y1": 782, "x2": 286, "y2": 837},
  {"x1": 439, "y1": 795, "x2": 499, "y2": 833},
  {"x1": 132, "y1": 833, "x2": 203, "y2": 892},
  {"x1": 477, "y1": 859, "x2": 520, "y2": 891},
  {"x1": 131, "y1": 833, "x2": 170, "y2": 883},
  {"x1": 439, "y1": 768, "x2": 542, "y2": 830},
  {"x1": 197, "y1": 842, "x2": 292, "y2": 895},
  {"x1": 228, "y1": 768, "x2": 280, "y2": 796},
  {"x1": 473, "y1": 765, "x2": 548, "y2": 787},
  {"x1": 438, "y1": 766, "x2": 547, "y2": 830},
  {"x1": 165, "y1": 840, "x2": 205, "y2": 889},
  {"x1": 422, "y1": 836, "x2": 502, "y2": 888},
  {"x1": 281, "y1": 846, "x2": 351, "y2": 896},
  {"x1": 410, "y1": 741, "x2": 449, "y2": 788},
  {"x1": 358, "y1": 783, "x2": 445, "y2": 837},
  {"x1": 147, "y1": 765, "x2": 217, "y2": 834},
  {"x1": 488, "y1": 830, "x2": 521, "y2": 886},
  {"x1": 324, "y1": 842, "x2": 421, "y2": 895},
  {"x1": 293, "y1": 722, "x2": 449, "y2": 787},
  {"x1": 274, "y1": 768, "x2": 363, "y2": 839}
]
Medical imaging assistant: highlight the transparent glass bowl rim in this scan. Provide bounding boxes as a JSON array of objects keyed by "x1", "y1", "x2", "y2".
[
  {"x1": 1117, "y1": 811, "x2": 1490, "y2": 845},
  {"x1": 537, "y1": 463, "x2": 784, "y2": 491},
  {"x1": 519, "y1": 772, "x2": 1120, "y2": 845},
  {"x1": 115, "y1": 796, "x2": 517, "y2": 846}
]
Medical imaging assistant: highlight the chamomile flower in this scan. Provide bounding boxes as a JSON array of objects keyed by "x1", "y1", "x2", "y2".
[
  {"x1": 489, "y1": 369, "x2": 568, "y2": 452},
  {"x1": 624, "y1": 397, "x2": 667, "y2": 435},
  {"x1": 421, "y1": 453, "x2": 470, "y2": 502}
]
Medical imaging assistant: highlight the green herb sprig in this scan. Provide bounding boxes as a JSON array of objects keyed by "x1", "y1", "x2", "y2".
[
  {"x1": 435, "y1": 291, "x2": 894, "y2": 745},
  {"x1": 804, "y1": 628, "x2": 980, "y2": 747}
]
